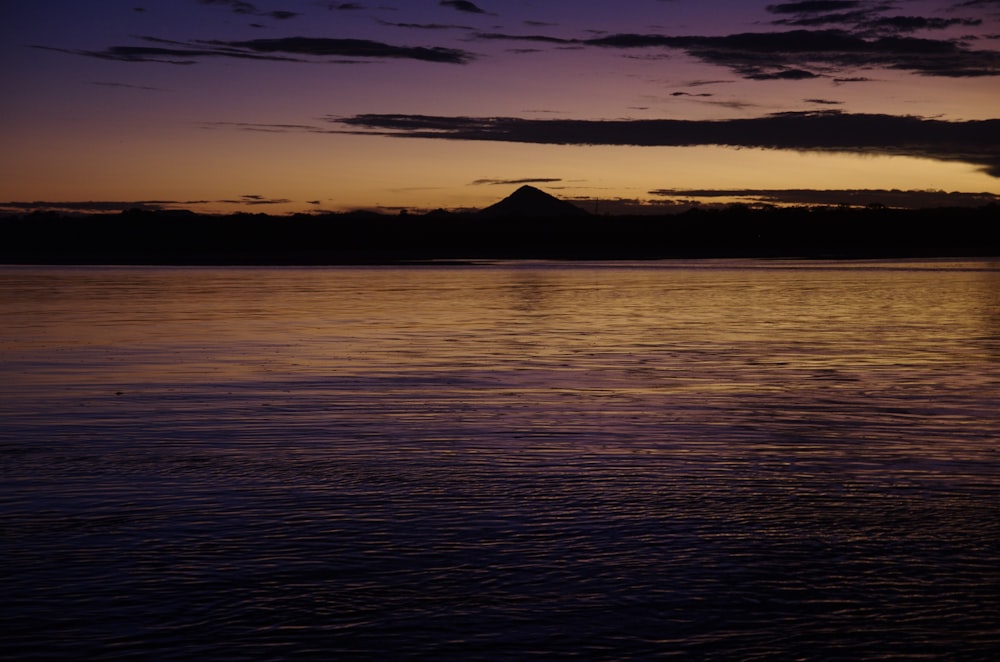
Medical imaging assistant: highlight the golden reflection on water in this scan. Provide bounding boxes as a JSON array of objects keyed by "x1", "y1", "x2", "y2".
[
  {"x1": 2, "y1": 260, "x2": 997, "y2": 472},
  {"x1": 1, "y1": 261, "x2": 999, "y2": 659},
  {"x1": 1, "y1": 260, "x2": 997, "y2": 388}
]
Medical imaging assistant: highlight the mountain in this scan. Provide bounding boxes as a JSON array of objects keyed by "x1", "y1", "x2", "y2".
[{"x1": 479, "y1": 185, "x2": 590, "y2": 217}]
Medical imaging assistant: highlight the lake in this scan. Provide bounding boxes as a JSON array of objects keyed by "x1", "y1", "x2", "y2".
[{"x1": 1, "y1": 260, "x2": 998, "y2": 660}]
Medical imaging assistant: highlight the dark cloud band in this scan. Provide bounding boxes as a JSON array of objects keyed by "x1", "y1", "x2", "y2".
[
  {"x1": 478, "y1": 27, "x2": 1000, "y2": 79},
  {"x1": 38, "y1": 36, "x2": 473, "y2": 65},
  {"x1": 650, "y1": 188, "x2": 1000, "y2": 208},
  {"x1": 204, "y1": 37, "x2": 472, "y2": 63},
  {"x1": 334, "y1": 111, "x2": 1000, "y2": 176}
]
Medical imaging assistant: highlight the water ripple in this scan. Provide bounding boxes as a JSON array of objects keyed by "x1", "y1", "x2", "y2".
[{"x1": 2, "y1": 261, "x2": 998, "y2": 659}]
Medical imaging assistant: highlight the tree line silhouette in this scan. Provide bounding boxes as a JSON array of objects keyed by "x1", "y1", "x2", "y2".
[{"x1": 1, "y1": 204, "x2": 997, "y2": 264}]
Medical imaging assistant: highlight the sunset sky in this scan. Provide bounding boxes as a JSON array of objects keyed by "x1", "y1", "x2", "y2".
[{"x1": 3, "y1": 0, "x2": 999, "y2": 214}]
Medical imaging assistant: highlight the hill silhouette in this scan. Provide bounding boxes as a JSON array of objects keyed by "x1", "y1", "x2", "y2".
[
  {"x1": 1, "y1": 199, "x2": 996, "y2": 264},
  {"x1": 479, "y1": 185, "x2": 589, "y2": 217}
]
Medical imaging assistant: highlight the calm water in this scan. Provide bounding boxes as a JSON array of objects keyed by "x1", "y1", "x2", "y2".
[{"x1": 1, "y1": 261, "x2": 998, "y2": 660}]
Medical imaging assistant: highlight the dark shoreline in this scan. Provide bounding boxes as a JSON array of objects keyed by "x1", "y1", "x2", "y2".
[{"x1": 2, "y1": 205, "x2": 997, "y2": 264}]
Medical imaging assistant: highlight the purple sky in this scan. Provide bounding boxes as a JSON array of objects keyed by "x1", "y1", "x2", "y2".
[{"x1": 3, "y1": 0, "x2": 999, "y2": 214}]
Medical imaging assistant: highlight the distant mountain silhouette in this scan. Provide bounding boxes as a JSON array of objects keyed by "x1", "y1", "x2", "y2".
[{"x1": 479, "y1": 185, "x2": 590, "y2": 217}]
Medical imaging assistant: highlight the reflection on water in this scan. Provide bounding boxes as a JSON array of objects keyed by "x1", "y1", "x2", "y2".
[{"x1": 1, "y1": 260, "x2": 998, "y2": 659}]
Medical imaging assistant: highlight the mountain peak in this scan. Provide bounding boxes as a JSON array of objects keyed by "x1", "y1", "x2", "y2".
[
  {"x1": 513, "y1": 184, "x2": 546, "y2": 195},
  {"x1": 480, "y1": 185, "x2": 590, "y2": 217}
]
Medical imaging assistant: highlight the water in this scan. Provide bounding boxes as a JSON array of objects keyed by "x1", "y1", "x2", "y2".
[{"x1": 1, "y1": 260, "x2": 998, "y2": 660}]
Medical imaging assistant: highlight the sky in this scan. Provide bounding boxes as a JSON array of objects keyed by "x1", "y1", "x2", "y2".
[{"x1": 2, "y1": 0, "x2": 999, "y2": 215}]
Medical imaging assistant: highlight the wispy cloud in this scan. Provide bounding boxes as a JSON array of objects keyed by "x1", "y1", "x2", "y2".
[
  {"x1": 700, "y1": 99, "x2": 763, "y2": 110},
  {"x1": 38, "y1": 35, "x2": 474, "y2": 65},
  {"x1": 0, "y1": 200, "x2": 194, "y2": 213},
  {"x1": 198, "y1": 121, "x2": 336, "y2": 133},
  {"x1": 470, "y1": 178, "x2": 563, "y2": 186},
  {"x1": 36, "y1": 41, "x2": 299, "y2": 65},
  {"x1": 332, "y1": 111, "x2": 1000, "y2": 176},
  {"x1": 0, "y1": 194, "x2": 294, "y2": 214},
  {"x1": 222, "y1": 194, "x2": 292, "y2": 205},
  {"x1": 952, "y1": 0, "x2": 1000, "y2": 8},
  {"x1": 768, "y1": 1, "x2": 984, "y2": 35},
  {"x1": 475, "y1": 25, "x2": 1000, "y2": 79},
  {"x1": 649, "y1": 188, "x2": 1000, "y2": 208},
  {"x1": 200, "y1": 0, "x2": 257, "y2": 15},
  {"x1": 767, "y1": 2, "x2": 864, "y2": 14},
  {"x1": 91, "y1": 81, "x2": 166, "y2": 91},
  {"x1": 199, "y1": 0, "x2": 300, "y2": 20},
  {"x1": 440, "y1": 1, "x2": 489, "y2": 15},
  {"x1": 680, "y1": 79, "x2": 735, "y2": 88},
  {"x1": 203, "y1": 36, "x2": 473, "y2": 63},
  {"x1": 378, "y1": 20, "x2": 475, "y2": 31},
  {"x1": 832, "y1": 75, "x2": 874, "y2": 82}
]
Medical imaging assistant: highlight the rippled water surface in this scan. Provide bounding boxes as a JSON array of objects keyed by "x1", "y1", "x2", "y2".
[{"x1": 2, "y1": 261, "x2": 998, "y2": 660}]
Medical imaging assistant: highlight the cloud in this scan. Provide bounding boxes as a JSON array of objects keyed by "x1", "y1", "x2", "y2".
[
  {"x1": 476, "y1": 26, "x2": 1000, "y2": 79},
  {"x1": 648, "y1": 188, "x2": 1000, "y2": 208},
  {"x1": 767, "y1": 1, "x2": 863, "y2": 13},
  {"x1": 200, "y1": 0, "x2": 257, "y2": 15},
  {"x1": 198, "y1": 120, "x2": 337, "y2": 133},
  {"x1": 591, "y1": 30, "x2": 1000, "y2": 78},
  {"x1": 770, "y1": 10, "x2": 882, "y2": 28},
  {"x1": 440, "y1": 0, "x2": 488, "y2": 14},
  {"x1": 775, "y1": 12, "x2": 982, "y2": 33},
  {"x1": 224, "y1": 195, "x2": 292, "y2": 205},
  {"x1": 470, "y1": 178, "x2": 563, "y2": 185},
  {"x1": 0, "y1": 195, "x2": 300, "y2": 215},
  {"x1": 332, "y1": 111, "x2": 1000, "y2": 176},
  {"x1": 681, "y1": 79, "x2": 734, "y2": 87},
  {"x1": 91, "y1": 81, "x2": 165, "y2": 91},
  {"x1": 864, "y1": 16, "x2": 981, "y2": 32},
  {"x1": 203, "y1": 37, "x2": 473, "y2": 63},
  {"x1": 198, "y1": 0, "x2": 300, "y2": 19},
  {"x1": 35, "y1": 41, "x2": 299, "y2": 65},
  {"x1": 767, "y1": 1, "x2": 986, "y2": 36},
  {"x1": 39, "y1": 35, "x2": 474, "y2": 65},
  {"x1": 0, "y1": 200, "x2": 191, "y2": 214},
  {"x1": 475, "y1": 32, "x2": 575, "y2": 45},
  {"x1": 699, "y1": 99, "x2": 764, "y2": 110},
  {"x1": 378, "y1": 20, "x2": 475, "y2": 30}
]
